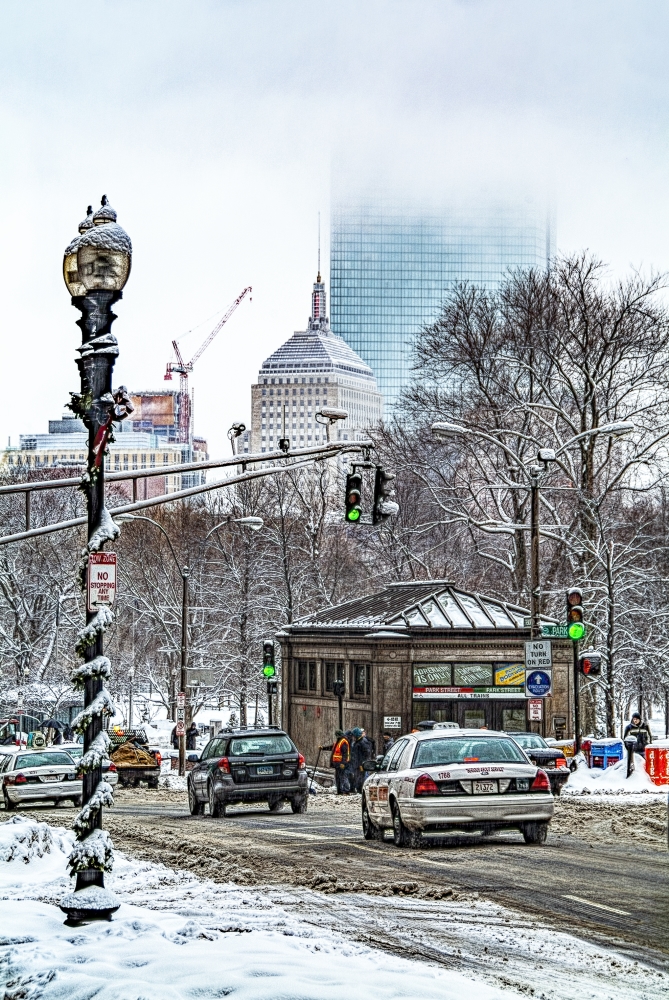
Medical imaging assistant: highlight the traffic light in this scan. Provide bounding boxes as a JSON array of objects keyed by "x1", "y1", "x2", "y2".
[
  {"x1": 372, "y1": 466, "x2": 400, "y2": 525},
  {"x1": 266, "y1": 679, "x2": 278, "y2": 696},
  {"x1": 578, "y1": 650, "x2": 602, "y2": 676},
  {"x1": 566, "y1": 588, "x2": 585, "y2": 641},
  {"x1": 262, "y1": 640, "x2": 276, "y2": 678},
  {"x1": 345, "y1": 472, "x2": 363, "y2": 523}
]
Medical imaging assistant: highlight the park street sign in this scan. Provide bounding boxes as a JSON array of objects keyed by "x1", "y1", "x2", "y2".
[
  {"x1": 87, "y1": 552, "x2": 117, "y2": 612},
  {"x1": 524, "y1": 639, "x2": 552, "y2": 671},
  {"x1": 542, "y1": 624, "x2": 569, "y2": 638}
]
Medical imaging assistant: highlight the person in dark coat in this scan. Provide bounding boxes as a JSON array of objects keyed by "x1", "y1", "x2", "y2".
[
  {"x1": 350, "y1": 727, "x2": 374, "y2": 793},
  {"x1": 186, "y1": 722, "x2": 199, "y2": 751},
  {"x1": 624, "y1": 713, "x2": 652, "y2": 754},
  {"x1": 381, "y1": 732, "x2": 395, "y2": 756},
  {"x1": 171, "y1": 725, "x2": 180, "y2": 750}
]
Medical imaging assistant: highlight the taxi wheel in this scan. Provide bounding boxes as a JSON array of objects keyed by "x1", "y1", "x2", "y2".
[
  {"x1": 522, "y1": 821, "x2": 548, "y2": 845},
  {"x1": 391, "y1": 801, "x2": 416, "y2": 848},
  {"x1": 188, "y1": 780, "x2": 204, "y2": 816},
  {"x1": 362, "y1": 797, "x2": 382, "y2": 840},
  {"x1": 208, "y1": 782, "x2": 226, "y2": 818},
  {"x1": 3, "y1": 791, "x2": 15, "y2": 811}
]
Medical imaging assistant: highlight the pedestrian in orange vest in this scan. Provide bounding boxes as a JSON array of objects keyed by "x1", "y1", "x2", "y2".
[{"x1": 325, "y1": 729, "x2": 351, "y2": 794}]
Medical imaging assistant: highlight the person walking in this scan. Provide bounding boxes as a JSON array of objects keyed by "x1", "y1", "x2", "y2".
[
  {"x1": 186, "y1": 722, "x2": 199, "y2": 751},
  {"x1": 327, "y1": 729, "x2": 351, "y2": 794},
  {"x1": 381, "y1": 732, "x2": 395, "y2": 756},
  {"x1": 624, "y1": 712, "x2": 652, "y2": 755},
  {"x1": 170, "y1": 725, "x2": 179, "y2": 750}
]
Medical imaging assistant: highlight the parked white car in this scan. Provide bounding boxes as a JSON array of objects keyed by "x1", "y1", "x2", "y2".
[
  {"x1": 361, "y1": 728, "x2": 554, "y2": 846},
  {"x1": 0, "y1": 747, "x2": 82, "y2": 809}
]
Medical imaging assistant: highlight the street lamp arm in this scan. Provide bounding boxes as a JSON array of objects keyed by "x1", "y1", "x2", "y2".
[
  {"x1": 115, "y1": 514, "x2": 183, "y2": 574},
  {"x1": 552, "y1": 422, "x2": 635, "y2": 458},
  {"x1": 431, "y1": 422, "x2": 530, "y2": 478}
]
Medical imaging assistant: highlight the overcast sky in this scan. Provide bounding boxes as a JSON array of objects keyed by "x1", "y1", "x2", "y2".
[{"x1": 1, "y1": 1, "x2": 668, "y2": 456}]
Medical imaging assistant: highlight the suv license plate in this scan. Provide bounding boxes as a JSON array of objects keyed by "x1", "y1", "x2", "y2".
[
  {"x1": 473, "y1": 780, "x2": 497, "y2": 794},
  {"x1": 256, "y1": 766, "x2": 274, "y2": 775}
]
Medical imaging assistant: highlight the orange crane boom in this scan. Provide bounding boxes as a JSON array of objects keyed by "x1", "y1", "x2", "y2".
[{"x1": 165, "y1": 286, "x2": 252, "y2": 443}]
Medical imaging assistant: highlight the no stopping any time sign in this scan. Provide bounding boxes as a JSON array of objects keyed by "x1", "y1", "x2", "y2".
[{"x1": 87, "y1": 552, "x2": 117, "y2": 611}]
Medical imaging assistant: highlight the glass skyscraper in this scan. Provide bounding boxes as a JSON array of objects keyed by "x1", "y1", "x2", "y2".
[{"x1": 330, "y1": 196, "x2": 556, "y2": 409}]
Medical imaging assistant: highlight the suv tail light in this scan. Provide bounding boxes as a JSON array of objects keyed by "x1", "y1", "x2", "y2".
[
  {"x1": 217, "y1": 757, "x2": 231, "y2": 774},
  {"x1": 414, "y1": 774, "x2": 440, "y2": 796},
  {"x1": 531, "y1": 769, "x2": 550, "y2": 791},
  {"x1": 297, "y1": 753, "x2": 306, "y2": 771}
]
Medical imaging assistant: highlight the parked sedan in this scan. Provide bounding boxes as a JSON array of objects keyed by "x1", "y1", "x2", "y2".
[
  {"x1": 187, "y1": 728, "x2": 308, "y2": 817},
  {"x1": 0, "y1": 748, "x2": 82, "y2": 809},
  {"x1": 505, "y1": 732, "x2": 570, "y2": 795},
  {"x1": 60, "y1": 743, "x2": 119, "y2": 789},
  {"x1": 362, "y1": 729, "x2": 554, "y2": 847}
]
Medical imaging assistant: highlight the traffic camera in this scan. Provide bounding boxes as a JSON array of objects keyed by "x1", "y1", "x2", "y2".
[
  {"x1": 345, "y1": 472, "x2": 363, "y2": 524},
  {"x1": 566, "y1": 588, "x2": 585, "y2": 641},
  {"x1": 262, "y1": 640, "x2": 276, "y2": 678},
  {"x1": 578, "y1": 650, "x2": 602, "y2": 676},
  {"x1": 373, "y1": 466, "x2": 400, "y2": 525}
]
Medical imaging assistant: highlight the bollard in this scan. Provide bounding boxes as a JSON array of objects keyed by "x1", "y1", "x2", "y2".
[{"x1": 624, "y1": 735, "x2": 637, "y2": 778}]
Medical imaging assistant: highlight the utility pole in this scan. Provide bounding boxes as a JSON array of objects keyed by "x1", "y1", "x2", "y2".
[
  {"x1": 179, "y1": 566, "x2": 190, "y2": 775},
  {"x1": 529, "y1": 469, "x2": 541, "y2": 639}
]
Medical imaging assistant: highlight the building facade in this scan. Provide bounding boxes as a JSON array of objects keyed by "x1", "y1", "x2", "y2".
[
  {"x1": 278, "y1": 581, "x2": 571, "y2": 765},
  {"x1": 330, "y1": 195, "x2": 556, "y2": 410},
  {"x1": 244, "y1": 273, "x2": 382, "y2": 455},
  {"x1": 2, "y1": 391, "x2": 208, "y2": 496}
]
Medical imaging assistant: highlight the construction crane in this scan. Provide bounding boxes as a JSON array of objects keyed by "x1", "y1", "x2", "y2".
[{"x1": 165, "y1": 286, "x2": 252, "y2": 443}]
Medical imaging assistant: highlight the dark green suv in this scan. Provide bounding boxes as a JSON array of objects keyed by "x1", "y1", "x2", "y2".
[{"x1": 187, "y1": 727, "x2": 308, "y2": 818}]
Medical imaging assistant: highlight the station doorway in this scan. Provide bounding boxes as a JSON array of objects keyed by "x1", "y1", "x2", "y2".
[{"x1": 412, "y1": 700, "x2": 528, "y2": 732}]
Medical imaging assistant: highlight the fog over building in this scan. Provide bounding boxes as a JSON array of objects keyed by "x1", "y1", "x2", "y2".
[
  {"x1": 330, "y1": 191, "x2": 556, "y2": 410},
  {"x1": 245, "y1": 273, "x2": 382, "y2": 455}
]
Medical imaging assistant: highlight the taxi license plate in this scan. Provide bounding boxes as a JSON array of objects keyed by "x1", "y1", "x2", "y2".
[
  {"x1": 42, "y1": 775, "x2": 59, "y2": 782},
  {"x1": 473, "y1": 780, "x2": 497, "y2": 794},
  {"x1": 256, "y1": 766, "x2": 274, "y2": 775}
]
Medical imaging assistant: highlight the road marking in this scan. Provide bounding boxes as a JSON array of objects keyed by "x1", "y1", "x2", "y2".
[{"x1": 562, "y1": 894, "x2": 631, "y2": 916}]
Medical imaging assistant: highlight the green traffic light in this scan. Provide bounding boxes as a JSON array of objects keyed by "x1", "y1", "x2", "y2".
[
  {"x1": 263, "y1": 664, "x2": 276, "y2": 678},
  {"x1": 568, "y1": 621, "x2": 585, "y2": 641},
  {"x1": 347, "y1": 509, "x2": 361, "y2": 522}
]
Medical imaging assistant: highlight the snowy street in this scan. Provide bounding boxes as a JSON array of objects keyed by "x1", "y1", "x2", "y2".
[{"x1": 1, "y1": 813, "x2": 667, "y2": 1000}]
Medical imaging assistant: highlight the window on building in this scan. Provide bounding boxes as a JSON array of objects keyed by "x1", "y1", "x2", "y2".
[
  {"x1": 296, "y1": 660, "x2": 318, "y2": 692},
  {"x1": 324, "y1": 661, "x2": 345, "y2": 692},
  {"x1": 352, "y1": 662, "x2": 371, "y2": 697}
]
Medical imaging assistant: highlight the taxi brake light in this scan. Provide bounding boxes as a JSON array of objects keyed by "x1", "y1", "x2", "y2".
[
  {"x1": 531, "y1": 769, "x2": 550, "y2": 791},
  {"x1": 464, "y1": 757, "x2": 479, "y2": 762},
  {"x1": 13, "y1": 773, "x2": 27, "y2": 785},
  {"x1": 555, "y1": 757, "x2": 567, "y2": 769},
  {"x1": 414, "y1": 774, "x2": 441, "y2": 796},
  {"x1": 217, "y1": 757, "x2": 231, "y2": 774}
]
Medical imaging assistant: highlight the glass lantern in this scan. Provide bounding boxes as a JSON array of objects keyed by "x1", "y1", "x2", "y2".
[{"x1": 63, "y1": 196, "x2": 132, "y2": 296}]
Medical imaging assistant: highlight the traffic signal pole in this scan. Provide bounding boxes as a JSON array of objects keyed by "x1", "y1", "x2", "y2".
[
  {"x1": 530, "y1": 471, "x2": 541, "y2": 639},
  {"x1": 573, "y1": 639, "x2": 581, "y2": 754},
  {"x1": 179, "y1": 567, "x2": 189, "y2": 776}
]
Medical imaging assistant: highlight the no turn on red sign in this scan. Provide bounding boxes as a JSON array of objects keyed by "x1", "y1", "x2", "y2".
[{"x1": 87, "y1": 552, "x2": 117, "y2": 612}]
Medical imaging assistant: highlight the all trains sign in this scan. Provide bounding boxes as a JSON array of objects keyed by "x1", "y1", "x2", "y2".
[{"x1": 87, "y1": 552, "x2": 117, "y2": 611}]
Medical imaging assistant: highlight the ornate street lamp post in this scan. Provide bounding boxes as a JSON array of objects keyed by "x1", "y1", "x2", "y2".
[{"x1": 60, "y1": 196, "x2": 133, "y2": 922}]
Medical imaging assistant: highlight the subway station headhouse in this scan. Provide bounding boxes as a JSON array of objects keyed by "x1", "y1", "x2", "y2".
[{"x1": 278, "y1": 582, "x2": 572, "y2": 763}]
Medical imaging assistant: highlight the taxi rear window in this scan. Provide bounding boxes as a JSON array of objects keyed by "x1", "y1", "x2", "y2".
[
  {"x1": 413, "y1": 738, "x2": 527, "y2": 767},
  {"x1": 14, "y1": 752, "x2": 75, "y2": 769}
]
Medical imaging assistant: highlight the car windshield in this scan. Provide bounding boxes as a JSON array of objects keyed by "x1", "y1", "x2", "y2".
[
  {"x1": 413, "y1": 737, "x2": 527, "y2": 767},
  {"x1": 228, "y1": 736, "x2": 293, "y2": 756},
  {"x1": 511, "y1": 734, "x2": 547, "y2": 749},
  {"x1": 15, "y1": 752, "x2": 75, "y2": 768},
  {"x1": 63, "y1": 746, "x2": 83, "y2": 758}
]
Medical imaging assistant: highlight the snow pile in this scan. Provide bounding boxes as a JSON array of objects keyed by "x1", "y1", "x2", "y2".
[
  {"x1": 0, "y1": 816, "x2": 70, "y2": 864},
  {"x1": 563, "y1": 753, "x2": 662, "y2": 796},
  {"x1": 159, "y1": 773, "x2": 187, "y2": 791}
]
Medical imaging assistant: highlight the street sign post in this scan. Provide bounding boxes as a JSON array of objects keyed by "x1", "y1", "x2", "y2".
[
  {"x1": 527, "y1": 699, "x2": 543, "y2": 721},
  {"x1": 87, "y1": 552, "x2": 117, "y2": 612},
  {"x1": 525, "y1": 639, "x2": 552, "y2": 671},
  {"x1": 383, "y1": 716, "x2": 402, "y2": 729},
  {"x1": 525, "y1": 670, "x2": 552, "y2": 697},
  {"x1": 541, "y1": 624, "x2": 568, "y2": 639}
]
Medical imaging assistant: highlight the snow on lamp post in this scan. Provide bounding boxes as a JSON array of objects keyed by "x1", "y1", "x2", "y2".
[{"x1": 60, "y1": 196, "x2": 133, "y2": 923}]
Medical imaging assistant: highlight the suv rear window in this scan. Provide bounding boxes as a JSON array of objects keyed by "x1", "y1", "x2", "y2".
[
  {"x1": 14, "y1": 752, "x2": 75, "y2": 769},
  {"x1": 228, "y1": 736, "x2": 293, "y2": 756},
  {"x1": 413, "y1": 737, "x2": 527, "y2": 767}
]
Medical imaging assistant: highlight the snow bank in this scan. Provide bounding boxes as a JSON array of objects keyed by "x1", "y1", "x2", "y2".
[
  {"x1": 563, "y1": 753, "x2": 663, "y2": 796},
  {"x1": 0, "y1": 816, "x2": 71, "y2": 864},
  {"x1": 159, "y1": 773, "x2": 187, "y2": 791}
]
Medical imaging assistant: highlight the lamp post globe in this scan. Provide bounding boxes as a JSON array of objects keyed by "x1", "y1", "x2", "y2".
[{"x1": 59, "y1": 196, "x2": 133, "y2": 924}]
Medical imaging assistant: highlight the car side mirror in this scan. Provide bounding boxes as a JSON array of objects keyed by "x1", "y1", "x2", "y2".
[{"x1": 362, "y1": 759, "x2": 379, "y2": 771}]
